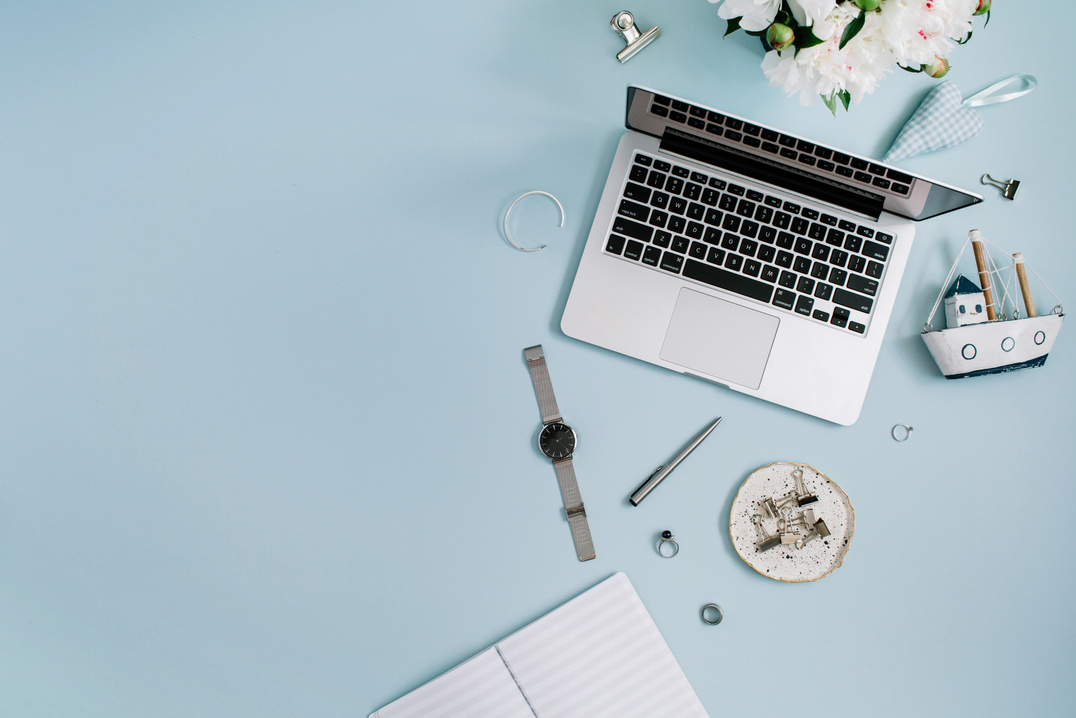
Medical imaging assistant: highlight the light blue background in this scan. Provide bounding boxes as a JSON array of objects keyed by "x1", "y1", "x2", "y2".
[{"x1": 2, "y1": 2, "x2": 1073, "y2": 716}]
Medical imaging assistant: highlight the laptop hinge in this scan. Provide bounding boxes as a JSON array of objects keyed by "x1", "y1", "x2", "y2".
[{"x1": 659, "y1": 127, "x2": 884, "y2": 221}]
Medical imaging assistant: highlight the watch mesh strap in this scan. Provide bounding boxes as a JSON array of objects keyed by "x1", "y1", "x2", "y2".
[
  {"x1": 524, "y1": 345, "x2": 561, "y2": 424},
  {"x1": 524, "y1": 344, "x2": 595, "y2": 562},
  {"x1": 553, "y1": 458, "x2": 595, "y2": 561}
]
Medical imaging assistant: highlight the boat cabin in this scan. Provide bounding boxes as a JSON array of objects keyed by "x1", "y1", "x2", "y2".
[{"x1": 944, "y1": 275, "x2": 988, "y2": 328}]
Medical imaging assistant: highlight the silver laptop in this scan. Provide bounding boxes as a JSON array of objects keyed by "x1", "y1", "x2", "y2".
[{"x1": 562, "y1": 86, "x2": 982, "y2": 425}]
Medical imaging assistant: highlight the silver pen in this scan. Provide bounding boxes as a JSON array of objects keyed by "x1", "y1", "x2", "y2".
[{"x1": 629, "y1": 417, "x2": 722, "y2": 506}]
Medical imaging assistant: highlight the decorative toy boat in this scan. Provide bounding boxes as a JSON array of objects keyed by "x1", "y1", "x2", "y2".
[{"x1": 921, "y1": 229, "x2": 1064, "y2": 379}]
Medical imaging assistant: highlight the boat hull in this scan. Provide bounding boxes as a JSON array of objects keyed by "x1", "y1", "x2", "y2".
[{"x1": 921, "y1": 313, "x2": 1064, "y2": 379}]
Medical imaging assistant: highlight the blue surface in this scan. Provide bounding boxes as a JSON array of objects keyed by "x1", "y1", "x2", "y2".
[{"x1": 1, "y1": 2, "x2": 1074, "y2": 716}]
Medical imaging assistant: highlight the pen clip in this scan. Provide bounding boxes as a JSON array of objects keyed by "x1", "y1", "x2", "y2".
[{"x1": 646, "y1": 465, "x2": 665, "y2": 481}]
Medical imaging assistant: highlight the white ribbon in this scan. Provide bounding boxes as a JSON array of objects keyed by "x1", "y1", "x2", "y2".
[{"x1": 962, "y1": 74, "x2": 1038, "y2": 108}]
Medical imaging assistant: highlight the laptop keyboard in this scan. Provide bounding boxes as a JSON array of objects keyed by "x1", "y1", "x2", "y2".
[{"x1": 604, "y1": 152, "x2": 893, "y2": 335}]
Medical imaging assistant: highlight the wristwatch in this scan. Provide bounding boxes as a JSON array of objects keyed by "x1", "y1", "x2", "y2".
[{"x1": 523, "y1": 345, "x2": 596, "y2": 562}]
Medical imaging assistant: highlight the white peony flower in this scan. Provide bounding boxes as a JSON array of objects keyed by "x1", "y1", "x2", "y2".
[
  {"x1": 762, "y1": 4, "x2": 893, "y2": 106},
  {"x1": 711, "y1": 0, "x2": 783, "y2": 32},
  {"x1": 787, "y1": 0, "x2": 839, "y2": 28}
]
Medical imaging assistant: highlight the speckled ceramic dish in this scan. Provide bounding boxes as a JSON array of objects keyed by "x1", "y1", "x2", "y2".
[{"x1": 730, "y1": 461, "x2": 854, "y2": 582}]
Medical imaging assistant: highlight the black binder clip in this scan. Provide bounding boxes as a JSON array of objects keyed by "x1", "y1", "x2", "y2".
[
  {"x1": 981, "y1": 173, "x2": 1020, "y2": 200},
  {"x1": 610, "y1": 11, "x2": 660, "y2": 63}
]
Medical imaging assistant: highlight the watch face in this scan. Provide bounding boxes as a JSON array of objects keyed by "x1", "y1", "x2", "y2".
[{"x1": 539, "y1": 422, "x2": 576, "y2": 460}]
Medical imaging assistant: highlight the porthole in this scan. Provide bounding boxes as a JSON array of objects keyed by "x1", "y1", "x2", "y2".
[
  {"x1": 962, "y1": 343, "x2": 977, "y2": 360},
  {"x1": 1001, "y1": 337, "x2": 1015, "y2": 352},
  {"x1": 1035, "y1": 331, "x2": 1046, "y2": 345}
]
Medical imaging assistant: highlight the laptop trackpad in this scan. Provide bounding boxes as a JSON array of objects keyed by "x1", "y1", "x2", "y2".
[{"x1": 659, "y1": 288, "x2": 779, "y2": 390}]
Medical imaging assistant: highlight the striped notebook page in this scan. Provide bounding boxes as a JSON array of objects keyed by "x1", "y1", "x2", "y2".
[{"x1": 371, "y1": 573, "x2": 708, "y2": 718}]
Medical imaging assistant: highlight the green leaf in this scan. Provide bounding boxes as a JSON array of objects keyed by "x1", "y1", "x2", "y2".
[
  {"x1": 724, "y1": 17, "x2": 742, "y2": 37},
  {"x1": 744, "y1": 29, "x2": 768, "y2": 37},
  {"x1": 839, "y1": 90, "x2": 851, "y2": 111},
  {"x1": 984, "y1": 10, "x2": 990, "y2": 27},
  {"x1": 898, "y1": 64, "x2": 923, "y2": 74},
  {"x1": 822, "y1": 93, "x2": 838, "y2": 116},
  {"x1": 956, "y1": 30, "x2": 973, "y2": 45},
  {"x1": 794, "y1": 27, "x2": 825, "y2": 50},
  {"x1": 839, "y1": 10, "x2": 866, "y2": 50}
]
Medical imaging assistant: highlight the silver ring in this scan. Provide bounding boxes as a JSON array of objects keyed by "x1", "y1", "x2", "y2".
[
  {"x1": 701, "y1": 603, "x2": 723, "y2": 625},
  {"x1": 891, "y1": 424, "x2": 914, "y2": 442},
  {"x1": 657, "y1": 530, "x2": 679, "y2": 558},
  {"x1": 503, "y1": 190, "x2": 564, "y2": 252}
]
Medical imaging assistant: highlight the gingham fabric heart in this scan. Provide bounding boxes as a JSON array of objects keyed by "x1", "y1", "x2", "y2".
[
  {"x1": 883, "y1": 76, "x2": 1037, "y2": 164},
  {"x1": 883, "y1": 82, "x2": 982, "y2": 164}
]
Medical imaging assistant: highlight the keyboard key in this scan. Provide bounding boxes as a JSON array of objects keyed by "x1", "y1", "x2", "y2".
[
  {"x1": 833, "y1": 287, "x2": 873, "y2": 314},
  {"x1": 847, "y1": 274, "x2": 879, "y2": 296},
  {"x1": 814, "y1": 282, "x2": 833, "y2": 300},
  {"x1": 606, "y1": 234, "x2": 625, "y2": 254},
  {"x1": 706, "y1": 123, "x2": 723, "y2": 136},
  {"x1": 654, "y1": 160, "x2": 671, "y2": 171},
  {"x1": 868, "y1": 163, "x2": 886, "y2": 176},
  {"x1": 665, "y1": 177, "x2": 685, "y2": 194},
  {"x1": 872, "y1": 177, "x2": 891, "y2": 190},
  {"x1": 791, "y1": 217, "x2": 810, "y2": 235},
  {"x1": 642, "y1": 245, "x2": 662, "y2": 266},
  {"x1": 719, "y1": 194, "x2": 738, "y2": 211},
  {"x1": 660, "y1": 252, "x2": 684, "y2": 273},
  {"x1": 808, "y1": 223, "x2": 827, "y2": 241},
  {"x1": 682, "y1": 259, "x2": 775, "y2": 303},
  {"x1": 688, "y1": 204, "x2": 706, "y2": 223},
  {"x1": 793, "y1": 256, "x2": 812, "y2": 274},
  {"x1": 776, "y1": 250, "x2": 793, "y2": 268},
  {"x1": 862, "y1": 240, "x2": 890, "y2": 261},
  {"x1": 857, "y1": 226, "x2": 875, "y2": 238},
  {"x1": 850, "y1": 158, "x2": 869, "y2": 170},
  {"x1": 704, "y1": 227, "x2": 722, "y2": 244},
  {"x1": 795, "y1": 294, "x2": 814, "y2": 316},
  {"x1": 650, "y1": 104, "x2": 668, "y2": 117},
  {"x1": 754, "y1": 206, "x2": 774, "y2": 224},
  {"x1": 866, "y1": 261, "x2": 884, "y2": 279},
  {"x1": 875, "y1": 232, "x2": 894, "y2": 244},
  {"x1": 813, "y1": 309, "x2": 830, "y2": 322},
  {"x1": 684, "y1": 184, "x2": 702, "y2": 201},
  {"x1": 740, "y1": 220, "x2": 759, "y2": 238},
  {"x1": 761, "y1": 265, "x2": 778, "y2": 283},
  {"x1": 772, "y1": 289, "x2": 796, "y2": 310},
  {"x1": 672, "y1": 166, "x2": 689, "y2": 178},
  {"x1": 689, "y1": 241, "x2": 708, "y2": 259},
  {"x1": 650, "y1": 210, "x2": 669, "y2": 229},
  {"x1": 776, "y1": 232, "x2": 794, "y2": 249},
  {"x1": 829, "y1": 267, "x2": 847, "y2": 285},
  {"x1": 687, "y1": 118, "x2": 705, "y2": 130},
  {"x1": 830, "y1": 249, "x2": 849, "y2": 267},
  {"x1": 844, "y1": 234, "x2": 862, "y2": 253},
  {"x1": 801, "y1": 208, "x2": 820, "y2": 220},
  {"x1": 612, "y1": 217, "x2": 653, "y2": 242},
  {"x1": 783, "y1": 201, "x2": 801, "y2": 213},
  {"x1": 744, "y1": 259, "x2": 761, "y2": 277},
  {"x1": 820, "y1": 213, "x2": 838, "y2": 226},
  {"x1": 833, "y1": 151, "x2": 851, "y2": 165},
  {"x1": 653, "y1": 230, "x2": 671, "y2": 248},
  {"x1": 740, "y1": 238, "x2": 758, "y2": 256},
  {"x1": 854, "y1": 171, "x2": 872, "y2": 183},
  {"x1": 702, "y1": 189, "x2": 721, "y2": 206},
  {"x1": 722, "y1": 215, "x2": 741, "y2": 233},
  {"x1": 780, "y1": 148, "x2": 797, "y2": 160},
  {"x1": 778, "y1": 135, "x2": 797, "y2": 148},
  {"x1": 708, "y1": 178, "x2": 727, "y2": 190},
  {"x1": 724, "y1": 118, "x2": 743, "y2": 130},
  {"x1": 721, "y1": 234, "x2": 740, "y2": 251},
  {"x1": 892, "y1": 183, "x2": 910, "y2": 195},
  {"x1": 647, "y1": 170, "x2": 666, "y2": 188},
  {"x1": 817, "y1": 160, "x2": 835, "y2": 172},
  {"x1": 796, "y1": 275, "x2": 815, "y2": 294},
  {"x1": 629, "y1": 165, "x2": 649, "y2": 183},
  {"x1": 619, "y1": 199, "x2": 650, "y2": 221},
  {"x1": 758, "y1": 245, "x2": 776, "y2": 262},
  {"x1": 624, "y1": 240, "x2": 644, "y2": 260},
  {"x1": 798, "y1": 154, "x2": 817, "y2": 166},
  {"x1": 774, "y1": 211, "x2": 791, "y2": 229},
  {"x1": 849, "y1": 321, "x2": 866, "y2": 334},
  {"x1": 650, "y1": 191, "x2": 669, "y2": 209},
  {"x1": 838, "y1": 219, "x2": 857, "y2": 232},
  {"x1": 848, "y1": 255, "x2": 866, "y2": 273},
  {"x1": 736, "y1": 199, "x2": 756, "y2": 218},
  {"x1": 671, "y1": 236, "x2": 690, "y2": 253},
  {"x1": 811, "y1": 243, "x2": 830, "y2": 261},
  {"x1": 761, "y1": 142, "x2": 779, "y2": 153},
  {"x1": 835, "y1": 165, "x2": 854, "y2": 178},
  {"x1": 668, "y1": 216, "x2": 686, "y2": 233},
  {"x1": 706, "y1": 111, "x2": 723, "y2": 123},
  {"x1": 727, "y1": 184, "x2": 745, "y2": 196},
  {"x1": 826, "y1": 228, "x2": 845, "y2": 246},
  {"x1": 624, "y1": 182, "x2": 651, "y2": 203},
  {"x1": 831, "y1": 307, "x2": 849, "y2": 328},
  {"x1": 794, "y1": 237, "x2": 812, "y2": 255},
  {"x1": 810, "y1": 261, "x2": 829, "y2": 279},
  {"x1": 635, "y1": 154, "x2": 653, "y2": 165},
  {"x1": 686, "y1": 221, "x2": 704, "y2": 240},
  {"x1": 814, "y1": 147, "x2": 833, "y2": 160},
  {"x1": 705, "y1": 208, "x2": 724, "y2": 226},
  {"x1": 759, "y1": 226, "x2": 777, "y2": 244},
  {"x1": 778, "y1": 270, "x2": 797, "y2": 288},
  {"x1": 707, "y1": 246, "x2": 725, "y2": 265},
  {"x1": 747, "y1": 189, "x2": 765, "y2": 202}
]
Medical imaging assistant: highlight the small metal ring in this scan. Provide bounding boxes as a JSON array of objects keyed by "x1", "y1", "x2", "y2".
[
  {"x1": 701, "y1": 603, "x2": 723, "y2": 625},
  {"x1": 891, "y1": 424, "x2": 914, "y2": 442},
  {"x1": 503, "y1": 190, "x2": 564, "y2": 252},
  {"x1": 657, "y1": 531, "x2": 679, "y2": 558}
]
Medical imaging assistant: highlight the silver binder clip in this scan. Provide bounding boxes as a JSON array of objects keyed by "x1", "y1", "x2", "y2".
[
  {"x1": 610, "y1": 11, "x2": 660, "y2": 63},
  {"x1": 981, "y1": 173, "x2": 1020, "y2": 200}
]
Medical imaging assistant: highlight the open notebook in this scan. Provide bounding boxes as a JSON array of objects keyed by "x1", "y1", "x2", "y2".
[{"x1": 370, "y1": 572, "x2": 708, "y2": 717}]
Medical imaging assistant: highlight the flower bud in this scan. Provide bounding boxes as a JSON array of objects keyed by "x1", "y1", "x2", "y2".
[
  {"x1": 766, "y1": 22, "x2": 795, "y2": 52},
  {"x1": 922, "y1": 56, "x2": 949, "y2": 78},
  {"x1": 974, "y1": 0, "x2": 991, "y2": 15},
  {"x1": 853, "y1": 0, "x2": 882, "y2": 10}
]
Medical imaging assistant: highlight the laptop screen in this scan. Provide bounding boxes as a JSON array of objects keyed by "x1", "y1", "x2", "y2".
[{"x1": 625, "y1": 86, "x2": 982, "y2": 221}]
